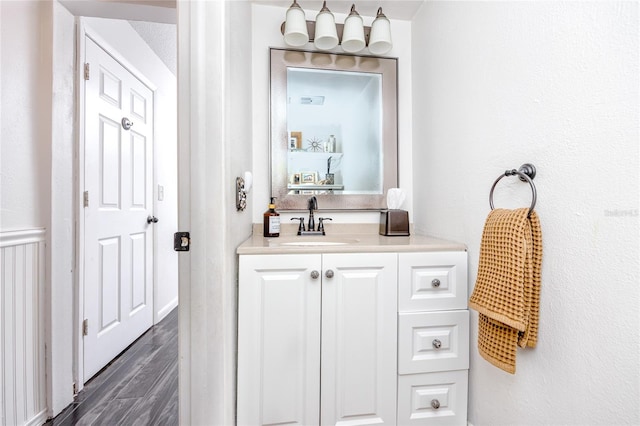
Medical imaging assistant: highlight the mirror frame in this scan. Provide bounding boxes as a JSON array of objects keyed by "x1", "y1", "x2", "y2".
[{"x1": 270, "y1": 48, "x2": 398, "y2": 210}]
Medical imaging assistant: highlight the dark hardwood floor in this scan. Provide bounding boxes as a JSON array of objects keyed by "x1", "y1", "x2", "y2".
[{"x1": 47, "y1": 308, "x2": 178, "y2": 426}]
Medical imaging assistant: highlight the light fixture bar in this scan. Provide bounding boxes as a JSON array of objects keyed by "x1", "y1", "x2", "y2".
[{"x1": 280, "y1": 20, "x2": 372, "y2": 46}]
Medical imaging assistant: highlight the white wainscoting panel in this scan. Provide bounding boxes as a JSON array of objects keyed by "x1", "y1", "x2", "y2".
[{"x1": 1, "y1": 229, "x2": 47, "y2": 426}]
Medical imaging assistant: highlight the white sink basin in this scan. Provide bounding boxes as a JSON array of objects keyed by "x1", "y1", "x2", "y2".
[
  {"x1": 281, "y1": 241, "x2": 349, "y2": 246},
  {"x1": 272, "y1": 238, "x2": 360, "y2": 247}
]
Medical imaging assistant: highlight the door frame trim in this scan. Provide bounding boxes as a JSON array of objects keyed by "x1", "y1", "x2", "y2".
[{"x1": 75, "y1": 19, "x2": 158, "y2": 391}]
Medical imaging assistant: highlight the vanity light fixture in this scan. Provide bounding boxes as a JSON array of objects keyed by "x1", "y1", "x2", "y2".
[
  {"x1": 341, "y1": 4, "x2": 366, "y2": 53},
  {"x1": 368, "y1": 7, "x2": 392, "y2": 55},
  {"x1": 314, "y1": 2, "x2": 339, "y2": 50},
  {"x1": 280, "y1": 2, "x2": 392, "y2": 55},
  {"x1": 283, "y1": 0, "x2": 309, "y2": 47}
]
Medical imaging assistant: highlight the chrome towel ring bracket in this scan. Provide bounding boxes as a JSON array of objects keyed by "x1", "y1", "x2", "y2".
[{"x1": 489, "y1": 163, "x2": 537, "y2": 217}]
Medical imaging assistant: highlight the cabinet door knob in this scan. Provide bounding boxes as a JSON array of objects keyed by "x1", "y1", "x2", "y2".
[
  {"x1": 432, "y1": 339, "x2": 442, "y2": 349},
  {"x1": 431, "y1": 399, "x2": 440, "y2": 409},
  {"x1": 431, "y1": 278, "x2": 441, "y2": 287},
  {"x1": 311, "y1": 270, "x2": 320, "y2": 279},
  {"x1": 325, "y1": 269, "x2": 334, "y2": 278}
]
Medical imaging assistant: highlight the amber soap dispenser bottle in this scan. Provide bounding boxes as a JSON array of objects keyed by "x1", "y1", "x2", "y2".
[{"x1": 263, "y1": 197, "x2": 280, "y2": 237}]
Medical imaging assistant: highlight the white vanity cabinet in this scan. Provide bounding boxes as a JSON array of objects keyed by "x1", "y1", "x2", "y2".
[
  {"x1": 237, "y1": 252, "x2": 398, "y2": 426},
  {"x1": 397, "y1": 252, "x2": 469, "y2": 426}
]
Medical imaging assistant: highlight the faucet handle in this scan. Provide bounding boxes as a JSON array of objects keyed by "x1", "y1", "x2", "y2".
[
  {"x1": 291, "y1": 217, "x2": 306, "y2": 235},
  {"x1": 317, "y1": 217, "x2": 332, "y2": 235}
]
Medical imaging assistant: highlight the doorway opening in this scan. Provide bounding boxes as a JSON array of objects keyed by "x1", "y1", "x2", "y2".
[{"x1": 58, "y1": 0, "x2": 178, "y2": 397}]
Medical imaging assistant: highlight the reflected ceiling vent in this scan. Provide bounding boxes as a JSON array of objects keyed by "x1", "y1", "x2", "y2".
[{"x1": 300, "y1": 96, "x2": 325, "y2": 105}]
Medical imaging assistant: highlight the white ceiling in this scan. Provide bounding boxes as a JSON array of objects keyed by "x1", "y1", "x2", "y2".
[
  {"x1": 251, "y1": 0, "x2": 425, "y2": 20},
  {"x1": 128, "y1": 21, "x2": 177, "y2": 75},
  {"x1": 59, "y1": 0, "x2": 176, "y2": 23},
  {"x1": 60, "y1": 1, "x2": 424, "y2": 24}
]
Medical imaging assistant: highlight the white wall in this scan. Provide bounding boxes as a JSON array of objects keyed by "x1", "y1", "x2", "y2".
[
  {"x1": 1, "y1": 1, "x2": 77, "y2": 417},
  {"x1": 50, "y1": 1, "x2": 76, "y2": 416},
  {"x1": 251, "y1": 4, "x2": 413, "y2": 224},
  {"x1": 412, "y1": 2, "x2": 639, "y2": 425},
  {"x1": 177, "y1": 1, "x2": 253, "y2": 424},
  {"x1": 0, "y1": 1, "x2": 51, "y2": 230}
]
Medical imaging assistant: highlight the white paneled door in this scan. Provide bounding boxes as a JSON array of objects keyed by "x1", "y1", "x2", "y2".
[{"x1": 83, "y1": 37, "x2": 154, "y2": 382}]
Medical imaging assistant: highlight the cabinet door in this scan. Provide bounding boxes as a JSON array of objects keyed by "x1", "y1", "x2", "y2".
[
  {"x1": 238, "y1": 254, "x2": 322, "y2": 426},
  {"x1": 321, "y1": 253, "x2": 398, "y2": 426}
]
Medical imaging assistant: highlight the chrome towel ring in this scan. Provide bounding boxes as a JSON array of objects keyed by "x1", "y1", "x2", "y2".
[{"x1": 489, "y1": 163, "x2": 537, "y2": 217}]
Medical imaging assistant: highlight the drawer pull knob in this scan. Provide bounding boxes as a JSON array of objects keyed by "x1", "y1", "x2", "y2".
[
  {"x1": 432, "y1": 339, "x2": 442, "y2": 349},
  {"x1": 431, "y1": 399, "x2": 440, "y2": 409},
  {"x1": 432, "y1": 278, "x2": 441, "y2": 287},
  {"x1": 311, "y1": 270, "x2": 320, "y2": 279},
  {"x1": 325, "y1": 269, "x2": 334, "y2": 278}
]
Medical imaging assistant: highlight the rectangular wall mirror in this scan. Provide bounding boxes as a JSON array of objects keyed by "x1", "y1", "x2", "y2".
[{"x1": 270, "y1": 48, "x2": 398, "y2": 210}]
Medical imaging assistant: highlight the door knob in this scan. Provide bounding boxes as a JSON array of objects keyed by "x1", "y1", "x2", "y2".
[
  {"x1": 311, "y1": 270, "x2": 320, "y2": 279},
  {"x1": 121, "y1": 117, "x2": 134, "y2": 130},
  {"x1": 325, "y1": 269, "x2": 334, "y2": 278},
  {"x1": 147, "y1": 215, "x2": 159, "y2": 224}
]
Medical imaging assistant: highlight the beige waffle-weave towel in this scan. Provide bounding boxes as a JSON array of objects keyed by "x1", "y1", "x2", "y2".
[{"x1": 469, "y1": 208, "x2": 542, "y2": 374}]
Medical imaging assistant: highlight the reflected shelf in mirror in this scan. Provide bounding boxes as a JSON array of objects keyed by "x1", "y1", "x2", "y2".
[{"x1": 288, "y1": 185, "x2": 345, "y2": 191}]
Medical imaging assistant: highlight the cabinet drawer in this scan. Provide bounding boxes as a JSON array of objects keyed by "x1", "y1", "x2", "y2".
[
  {"x1": 399, "y1": 252, "x2": 467, "y2": 312},
  {"x1": 398, "y1": 310, "x2": 469, "y2": 374},
  {"x1": 397, "y1": 370, "x2": 468, "y2": 426}
]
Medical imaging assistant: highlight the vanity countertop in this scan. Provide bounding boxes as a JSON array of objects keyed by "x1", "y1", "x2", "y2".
[{"x1": 237, "y1": 224, "x2": 466, "y2": 255}]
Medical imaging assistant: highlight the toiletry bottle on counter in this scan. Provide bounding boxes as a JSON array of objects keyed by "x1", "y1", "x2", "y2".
[
  {"x1": 324, "y1": 135, "x2": 336, "y2": 153},
  {"x1": 263, "y1": 197, "x2": 280, "y2": 237}
]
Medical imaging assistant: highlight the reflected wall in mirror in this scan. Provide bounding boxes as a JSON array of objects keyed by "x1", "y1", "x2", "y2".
[{"x1": 270, "y1": 48, "x2": 398, "y2": 210}]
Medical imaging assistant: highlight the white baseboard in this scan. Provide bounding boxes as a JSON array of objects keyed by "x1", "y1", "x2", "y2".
[
  {"x1": 25, "y1": 409, "x2": 48, "y2": 426},
  {"x1": 156, "y1": 297, "x2": 179, "y2": 323}
]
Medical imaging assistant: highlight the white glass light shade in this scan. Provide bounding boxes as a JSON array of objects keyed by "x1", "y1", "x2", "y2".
[
  {"x1": 284, "y1": 4, "x2": 309, "y2": 47},
  {"x1": 341, "y1": 12, "x2": 365, "y2": 53},
  {"x1": 368, "y1": 8, "x2": 392, "y2": 55},
  {"x1": 314, "y1": 9, "x2": 338, "y2": 50}
]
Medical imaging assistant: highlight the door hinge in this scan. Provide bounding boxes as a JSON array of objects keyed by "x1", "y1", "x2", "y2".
[
  {"x1": 82, "y1": 319, "x2": 89, "y2": 336},
  {"x1": 73, "y1": 382, "x2": 78, "y2": 395},
  {"x1": 83, "y1": 191, "x2": 89, "y2": 208},
  {"x1": 84, "y1": 63, "x2": 90, "y2": 80}
]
